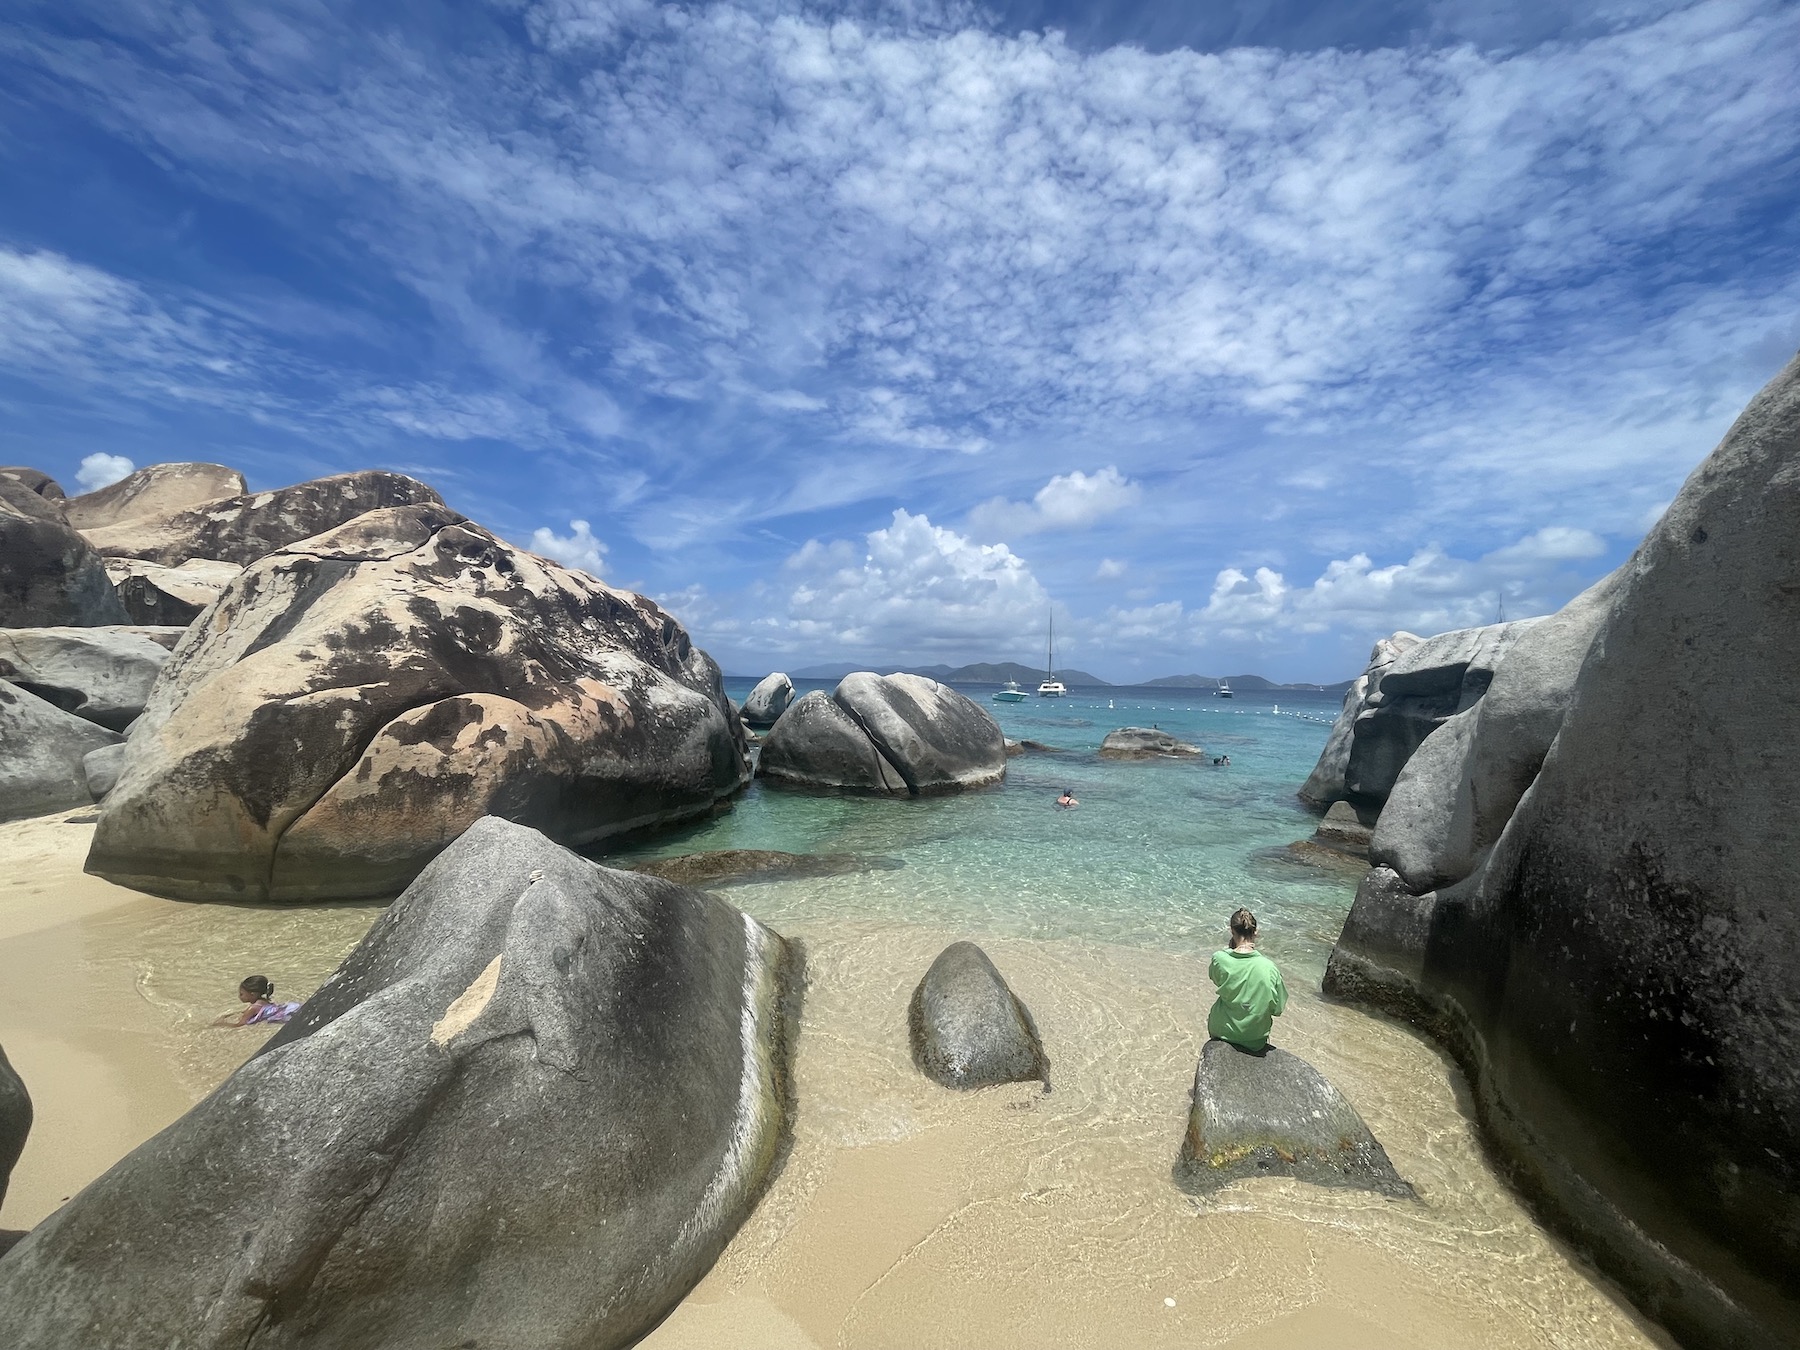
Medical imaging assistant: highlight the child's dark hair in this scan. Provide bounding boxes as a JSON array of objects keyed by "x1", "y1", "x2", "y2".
[
  {"x1": 1229, "y1": 908, "x2": 1258, "y2": 942},
  {"x1": 239, "y1": 974, "x2": 275, "y2": 1000}
]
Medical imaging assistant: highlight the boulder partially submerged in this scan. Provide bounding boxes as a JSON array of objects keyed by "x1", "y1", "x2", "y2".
[
  {"x1": 758, "y1": 673, "x2": 1005, "y2": 795},
  {"x1": 625, "y1": 849, "x2": 892, "y2": 888},
  {"x1": 81, "y1": 469, "x2": 443, "y2": 567},
  {"x1": 86, "y1": 505, "x2": 748, "y2": 902},
  {"x1": 1176, "y1": 1039, "x2": 1411, "y2": 1197},
  {"x1": 909, "y1": 942, "x2": 1049, "y2": 1090},
  {"x1": 1325, "y1": 354, "x2": 1800, "y2": 1350},
  {"x1": 0, "y1": 626, "x2": 172, "y2": 731},
  {"x1": 0, "y1": 680, "x2": 122, "y2": 822},
  {"x1": 1098, "y1": 727, "x2": 1201, "y2": 759},
  {"x1": 741, "y1": 672, "x2": 794, "y2": 728},
  {"x1": 0, "y1": 476, "x2": 130, "y2": 628},
  {"x1": 0, "y1": 817, "x2": 797, "y2": 1350}
]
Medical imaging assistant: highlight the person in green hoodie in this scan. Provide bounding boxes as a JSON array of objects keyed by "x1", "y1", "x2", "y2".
[{"x1": 1207, "y1": 907, "x2": 1288, "y2": 1053}]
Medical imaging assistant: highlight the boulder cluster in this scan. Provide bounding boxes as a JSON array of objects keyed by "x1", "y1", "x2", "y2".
[{"x1": 1302, "y1": 354, "x2": 1800, "y2": 1350}]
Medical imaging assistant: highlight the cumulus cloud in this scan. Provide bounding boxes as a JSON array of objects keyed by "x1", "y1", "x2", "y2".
[
  {"x1": 968, "y1": 467, "x2": 1142, "y2": 538},
  {"x1": 529, "y1": 519, "x2": 608, "y2": 575},
  {"x1": 75, "y1": 452, "x2": 134, "y2": 492},
  {"x1": 1096, "y1": 557, "x2": 1127, "y2": 579}
]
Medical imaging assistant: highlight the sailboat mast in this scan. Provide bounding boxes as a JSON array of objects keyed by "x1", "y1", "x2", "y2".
[{"x1": 1046, "y1": 612, "x2": 1054, "y2": 680}]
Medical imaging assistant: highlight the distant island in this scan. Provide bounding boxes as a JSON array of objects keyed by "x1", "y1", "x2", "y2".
[{"x1": 773, "y1": 661, "x2": 1352, "y2": 693}]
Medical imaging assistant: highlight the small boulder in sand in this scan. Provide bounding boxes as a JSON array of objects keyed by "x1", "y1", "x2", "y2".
[
  {"x1": 1098, "y1": 727, "x2": 1201, "y2": 759},
  {"x1": 0, "y1": 1040, "x2": 30, "y2": 1213},
  {"x1": 909, "y1": 941, "x2": 1049, "y2": 1090},
  {"x1": 1176, "y1": 1039, "x2": 1412, "y2": 1197}
]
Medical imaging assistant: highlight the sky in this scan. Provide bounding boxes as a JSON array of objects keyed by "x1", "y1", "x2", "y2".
[{"x1": 1, "y1": 0, "x2": 1796, "y2": 682}]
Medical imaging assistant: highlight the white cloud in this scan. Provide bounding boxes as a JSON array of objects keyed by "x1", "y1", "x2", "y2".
[
  {"x1": 75, "y1": 452, "x2": 134, "y2": 493},
  {"x1": 529, "y1": 519, "x2": 608, "y2": 575},
  {"x1": 1096, "y1": 557, "x2": 1127, "y2": 579},
  {"x1": 968, "y1": 467, "x2": 1143, "y2": 537}
]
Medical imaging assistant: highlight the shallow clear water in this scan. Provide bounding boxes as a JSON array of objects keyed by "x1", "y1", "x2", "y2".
[{"x1": 611, "y1": 682, "x2": 1353, "y2": 981}]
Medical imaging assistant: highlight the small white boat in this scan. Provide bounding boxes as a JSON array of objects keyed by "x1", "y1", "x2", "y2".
[
  {"x1": 992, "y1": 680, "x2": 1027, "y2": 703},
  {"x1": 1215, "y1": 681, "x2": 1233, "y2": 699},
  {"x1": 1036, "y1": 614, "x2": 1066, "y2": 698}
]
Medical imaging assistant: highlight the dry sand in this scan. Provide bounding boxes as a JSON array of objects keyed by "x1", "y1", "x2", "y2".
[{"x1": 0, "y1": 814, "x2": 1675, "y2": 1349}]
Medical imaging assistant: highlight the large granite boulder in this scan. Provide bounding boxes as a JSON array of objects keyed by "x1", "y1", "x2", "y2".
[
  {"x1": 1342, "y1": 619, "x2": 1540, "y2": 803},
  {"x1": 0, "y1": 467, "x2": 63, "y2": 500},
  {"x1": 0, "y1": 817, "x2": 797, "y2": 1349},
  {"x1": 85, "y1": 505, "x2": 749, "y2": 902},
  {"x1": 0, "y1": 680, "x2": 123, "y2": 822},
  {"x1": 105, "y1": 557, "x2": 242, "y2": 626},
  {"x1": 1098, "y1": 726, "x2": 1201, "y2": 759},
  {"x1": 1325, "y1": 354, "x2": 1800, "y2": 1350},
  {"x1": 1175, "y1": 1039, "x2": 1411, "y2": 1197},
  {"x1": 909, "y1": 942, "x2": 1049, "y2": 1090},
  {"x1": 758, "y1": 673, "x2": 1005, "y2": 795},
  {"x1": 741, "y1": 672, "x2": 794, "y2": 728},
  {"x1": 0, "y1": 1041, "x2": 29, "y2": 1213},
  {"x1": 0, "y1": 477, "x2": 131, "y2": 628},
  {"x1": 81, "y1": 469, "x2": 443, "y2": 567},
  {"x1": 1298, "y1": 631, "x2": 1420, "y2": 808},
  {"x1": 0, "y1": 626, "x2": 172, "y2": 731},
  {"x1": 62, "y1": 461, "x2": 245, "y2": 532},
  {"x1": 1370, "y1": 569, "x2": 1624, "y2": 891}
]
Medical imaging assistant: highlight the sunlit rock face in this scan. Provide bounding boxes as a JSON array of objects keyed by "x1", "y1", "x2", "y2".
[
  {"x1": 62, "y1": 462, "x2": 246, "y2": 534},
  {"x1": 87, "y1": 504, "x2": 748, "y2": 902},
  {"x1": 0, "y1": 818, "x2": 798, "y2": 1350},
  {"x1": 1326, "y1": 353, "x2": 1800, "y2": 1350}
]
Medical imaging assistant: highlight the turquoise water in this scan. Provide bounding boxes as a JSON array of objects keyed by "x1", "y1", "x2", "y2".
[{"x1": 606, "y1": 682, "x2": 1355, "y2": 984}]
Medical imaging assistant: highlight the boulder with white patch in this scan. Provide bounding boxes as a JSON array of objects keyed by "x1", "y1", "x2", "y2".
[
  {"x1": 81, "y1": 469, "x2": 443, "y2": 567},
  {"x1": 0, "y1": 817, "x2": 797, "y2": 1350},
  {"x1": 758, "y1": 673, "x2": 1005, "y2": 795},
  {"x1": 86, "y1": 504, "x2": 749, "y2": 902}
]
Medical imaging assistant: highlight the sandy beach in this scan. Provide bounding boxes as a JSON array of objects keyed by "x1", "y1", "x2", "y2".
[{"x1": 0, "y1": 812, "x2": 1674, "y2": 1349}]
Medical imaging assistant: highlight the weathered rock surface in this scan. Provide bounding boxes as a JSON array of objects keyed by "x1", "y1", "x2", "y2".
[
  {"x1": 63, "y1": 462, "x2": 245, "y2": 532},
  {"x1": 82, "y1": 469, "x2": 444, "y2": 567},
  {"x1": 909, "y1": 942, "x2": 1048, "y2": 1090},
  {"x1": 1098, "y1": 726, "x2": 1201, "y2": 759},
  {"x1": 83, "y1": 743, "x2": 127, "y2": 799},
  {"x1": 1342, "y1": 619, "x2": 1540, "y2": 803},
  {"x1": 1298, "y1": 632, "x2": 1420, "y2": 808},
  {"x1": 0, "y1": 817, "x2": 796, "y2": 1350},
  {"x1": 758, "y1": 674, "x2": 1005, "y2": 795},
  {"x1": 0, "y1": 467, "x2": 63, "y2": 500},
  {"x1": 1325, "y1": 354, "x2": 1800, "y2": 1350},
  {"x1": 105, "y1": 557, "x2": 243, "y2": 627},
  {"x1": 0, "y1": 680, "x2": 123, "y2": 822},
  {"x1": 1176, "y1": 1039, "x2": 1412, "y2": 1197},
  {"x1": 625, "y1": 849, "x2": 895, "y2": 887},
  {"x1": 0, "y1": 626, "x2": 171, "y2": 731},
  {"x1": 0, "y1": 477, "x2": 131, "y2": 628},
  {"x1": 86, "y1": 505, "x2": 748, "y2": 902},
  {"x1": 1310, "y1": 800, "x2": 1374, "y2": 858},
  {"x1": 741, "y1": 672, "x2": 794, "y2": 728},
  {"x1": 0, "y1": 1041, "x2": 30, "y2": 1213}
]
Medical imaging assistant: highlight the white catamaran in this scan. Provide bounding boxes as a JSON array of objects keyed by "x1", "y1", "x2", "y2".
[{"x1": 1037, "y1": 615, "x2": 1067, "y2": 698}]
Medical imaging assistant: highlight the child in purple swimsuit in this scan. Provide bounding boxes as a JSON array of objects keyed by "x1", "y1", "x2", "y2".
[{"x1": 212, "y1": 974, "x2": 302, "y2": 1028}]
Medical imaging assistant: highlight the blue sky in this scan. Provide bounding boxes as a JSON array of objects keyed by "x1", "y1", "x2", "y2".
[{"x1": 1, "y1": 0, "x2": 1796, "y2": 682}]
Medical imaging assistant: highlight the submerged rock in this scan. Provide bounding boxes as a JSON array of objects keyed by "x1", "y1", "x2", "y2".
[
  {"x1": 0, "y1": 626, "x2": 171, "y2": 731},
  {"x1": 0, "y1": 680, "x2": 123, "y2": 823},
  {"x1": 81, "y1": 469, "x2": 443, "y2": 567},
  {"x1": 0, "y1": 818, "x2": 797, "y2": 1350},
  {"x1": 1325, "y1": 354, "x2": 1800, "y2": 1350},
  {"x1": 741, "y1": 672, "x2": 795, "y2": 728},
  {"x1": 1176, "y1": 1039, "x2": 1412, "y2": 1197},
  {"x1": 105, "y1": 557, "x2": 242, "y2": 627},
  {"x1": 0, "y1": 476, "x2": 130, "y2": 628},
  {"x1": 909, "y1": 941, "x2": 1049, "y2": 1090},
  {"x1": 86, "y1": 505, "x2": 748, "y2": 902},
  {"x1": 758, "y1": 674, "x2": 1006, "y2": 796},
  {"x1": 624, "y1": 848, "x2": 894, "y2": 887},
  {"x1": 0, "y1": 1041, "x2": 30, "y2": 1213},
  {"x1": 1097, "y1": 727, "x2": 1201, "y2": 759},
  {"x1": 63, "y1": 462, "x2": 245, "y2": 533},
  {"x1": 1309, "y1": 800, "x2": 1374, "y2": 857}
]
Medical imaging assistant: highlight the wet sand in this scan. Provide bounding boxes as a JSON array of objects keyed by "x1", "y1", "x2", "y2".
[{"x1": 0, "y1": 814, "x2": 1674, "y2": 1349}]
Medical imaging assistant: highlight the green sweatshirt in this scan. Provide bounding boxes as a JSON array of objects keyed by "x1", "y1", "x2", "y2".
[{"x1": 1207, "y1": 948, "x2": 1288, "y2": 1051}]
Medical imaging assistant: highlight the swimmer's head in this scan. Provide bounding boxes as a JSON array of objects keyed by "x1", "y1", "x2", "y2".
[{"x1": 239, "y1": 974, "x2": 274, "y2": 1002}]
